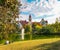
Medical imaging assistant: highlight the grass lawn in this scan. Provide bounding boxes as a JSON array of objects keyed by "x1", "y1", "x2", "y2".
[{"x1": 0, "y1": 38, "x2": 60, "y2": 50}]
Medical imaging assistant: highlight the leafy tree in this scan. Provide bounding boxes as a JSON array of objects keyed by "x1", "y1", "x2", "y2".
[
  {"x1": 32, "y1": 22, "x2": 42, "y2": 34},
  {"x1": 0, "y1": 0, "x2": 21, "y2": 40},
  {"x1": 25, "y1": 24, "x2": 31, "y2": 33},
  {"x1": 36, "y1": 24, "x2": 56, "y2": 35}
]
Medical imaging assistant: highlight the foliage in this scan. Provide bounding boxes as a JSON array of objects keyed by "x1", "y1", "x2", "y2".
[
  {"x1": 0, "y1": 0, "x2": 21, "y2": 42},
  {"x1": 32, "y1": 22, "x2": 60, "y2": 35},
  {"x1": 0, "y1": 0, "x2": 60, "y2": 44},
  {"x1": 25, "y1": 24, "x2": 31, "y2": 33},
  {"x1": 38, "y1": 26, "x2": 54, "y2": 35},
  {"x1": 51, "y1": 23, "x2": 60, "y2": 33},
  {"x1": 32, "y1": 22, "x2": 42, "y2": 34}
]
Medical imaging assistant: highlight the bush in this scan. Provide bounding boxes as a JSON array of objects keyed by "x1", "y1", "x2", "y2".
[
  {"x1": 36, "y1": 25, "x2": 56, "y2": 35},
  {"x1": 8, "y1": 33, "x2": 21, "y2": 42},
  {"x1": 0, "y1": 39, "x2": 6, "y2": 44}
]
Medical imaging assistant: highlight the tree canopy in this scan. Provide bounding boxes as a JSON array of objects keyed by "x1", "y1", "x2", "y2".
[{"x1": 0, "y1": 0, "x2": 21, "y2": 40}]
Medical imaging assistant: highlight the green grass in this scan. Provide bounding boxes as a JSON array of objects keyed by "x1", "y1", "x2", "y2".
[{"x1": 0, "y1": 38, "x2": 60, "y2": 50}]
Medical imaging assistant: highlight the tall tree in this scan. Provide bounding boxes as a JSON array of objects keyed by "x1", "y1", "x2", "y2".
[{"x1": 0, "y1": 0, "x2": 21, "y2": 40}]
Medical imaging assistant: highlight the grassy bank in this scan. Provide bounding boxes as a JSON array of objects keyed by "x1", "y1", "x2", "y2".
[{"x1": 0, "y1": 38, "x2": 60, "y2": 50}]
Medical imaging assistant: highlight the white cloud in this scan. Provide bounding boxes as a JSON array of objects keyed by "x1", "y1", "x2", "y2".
[
  {"x1": 45, "y1": 16, "x2": 58, "y2": 24},
  {"x1": 19, "y1": 14, "x2": 29, "y2": 21},
  {"x1": 20, "y1": 0, "x2": 60, "y2": 24}
]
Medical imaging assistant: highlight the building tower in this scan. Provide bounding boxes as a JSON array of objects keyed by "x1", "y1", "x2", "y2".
[
  {"x1": 29, "y1": 14, "x2": 32, "y2": 25},
  {"x1": 29, "y1": 15, "x2": 32, "y2": 40},
  {"x1": 29, "y1": 14, "x2": 32, "y2": 27},
  {"x1": 29, "y1": 15, "x2": 32, "y2": 22}
]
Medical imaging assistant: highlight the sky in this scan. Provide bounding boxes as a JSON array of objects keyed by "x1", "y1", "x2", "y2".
[{"x1": 18, "y1": 0, "x2": 60, "y2": 24}]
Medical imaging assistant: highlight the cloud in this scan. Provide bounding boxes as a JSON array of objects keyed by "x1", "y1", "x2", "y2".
[
  {"x1": 19, "y1": 0, "x2": 60, "y2": 24},
  {"x1": 19, "y1": 14, "x2": 29, "y2": 21}
]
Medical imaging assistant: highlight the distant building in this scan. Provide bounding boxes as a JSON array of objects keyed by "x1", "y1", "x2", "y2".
[
  {"x1": 16, "y1": 15, "x2": 32, "y2": 28},
  {"x1": 29, "y1": 15, "x2": 32, "y2": 22},
  {"x1": 40, "y1": 18, "x2": 48, "y2": 26},
  {"x1": 56, "y1": 17, "x2": 60, "y2": 23},
  {"x1": 58, "y1": 17, "x2": 60, "y2": 23},
  {"x1": 28, "y1": 15, "x2": 32, "y2": 26},
  {"x1": 16, "y1": 16, "x2": 48, "y2": 28},
  {"x1": 20, "y1": 20, "x2": 28, "y2": 26}
]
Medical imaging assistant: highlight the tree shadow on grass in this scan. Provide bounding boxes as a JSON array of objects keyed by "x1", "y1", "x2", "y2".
[{"x1": 30, "y1": 40, "x2": 60, "y2": 50}]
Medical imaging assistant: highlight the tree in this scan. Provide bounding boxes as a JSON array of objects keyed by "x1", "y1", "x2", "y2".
[
  {"x1": 25, "y1": 24, "x2": 31, "y2": 34},
  {"x1": 0, "y1": 0, "x2": 21, "y2": 40},
  {"x1": 32, "y1": 22, "x2": 42, "y2": 34},
  {"x1": 37, "y1": 24, "x2": 56, "y2": 35}
]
